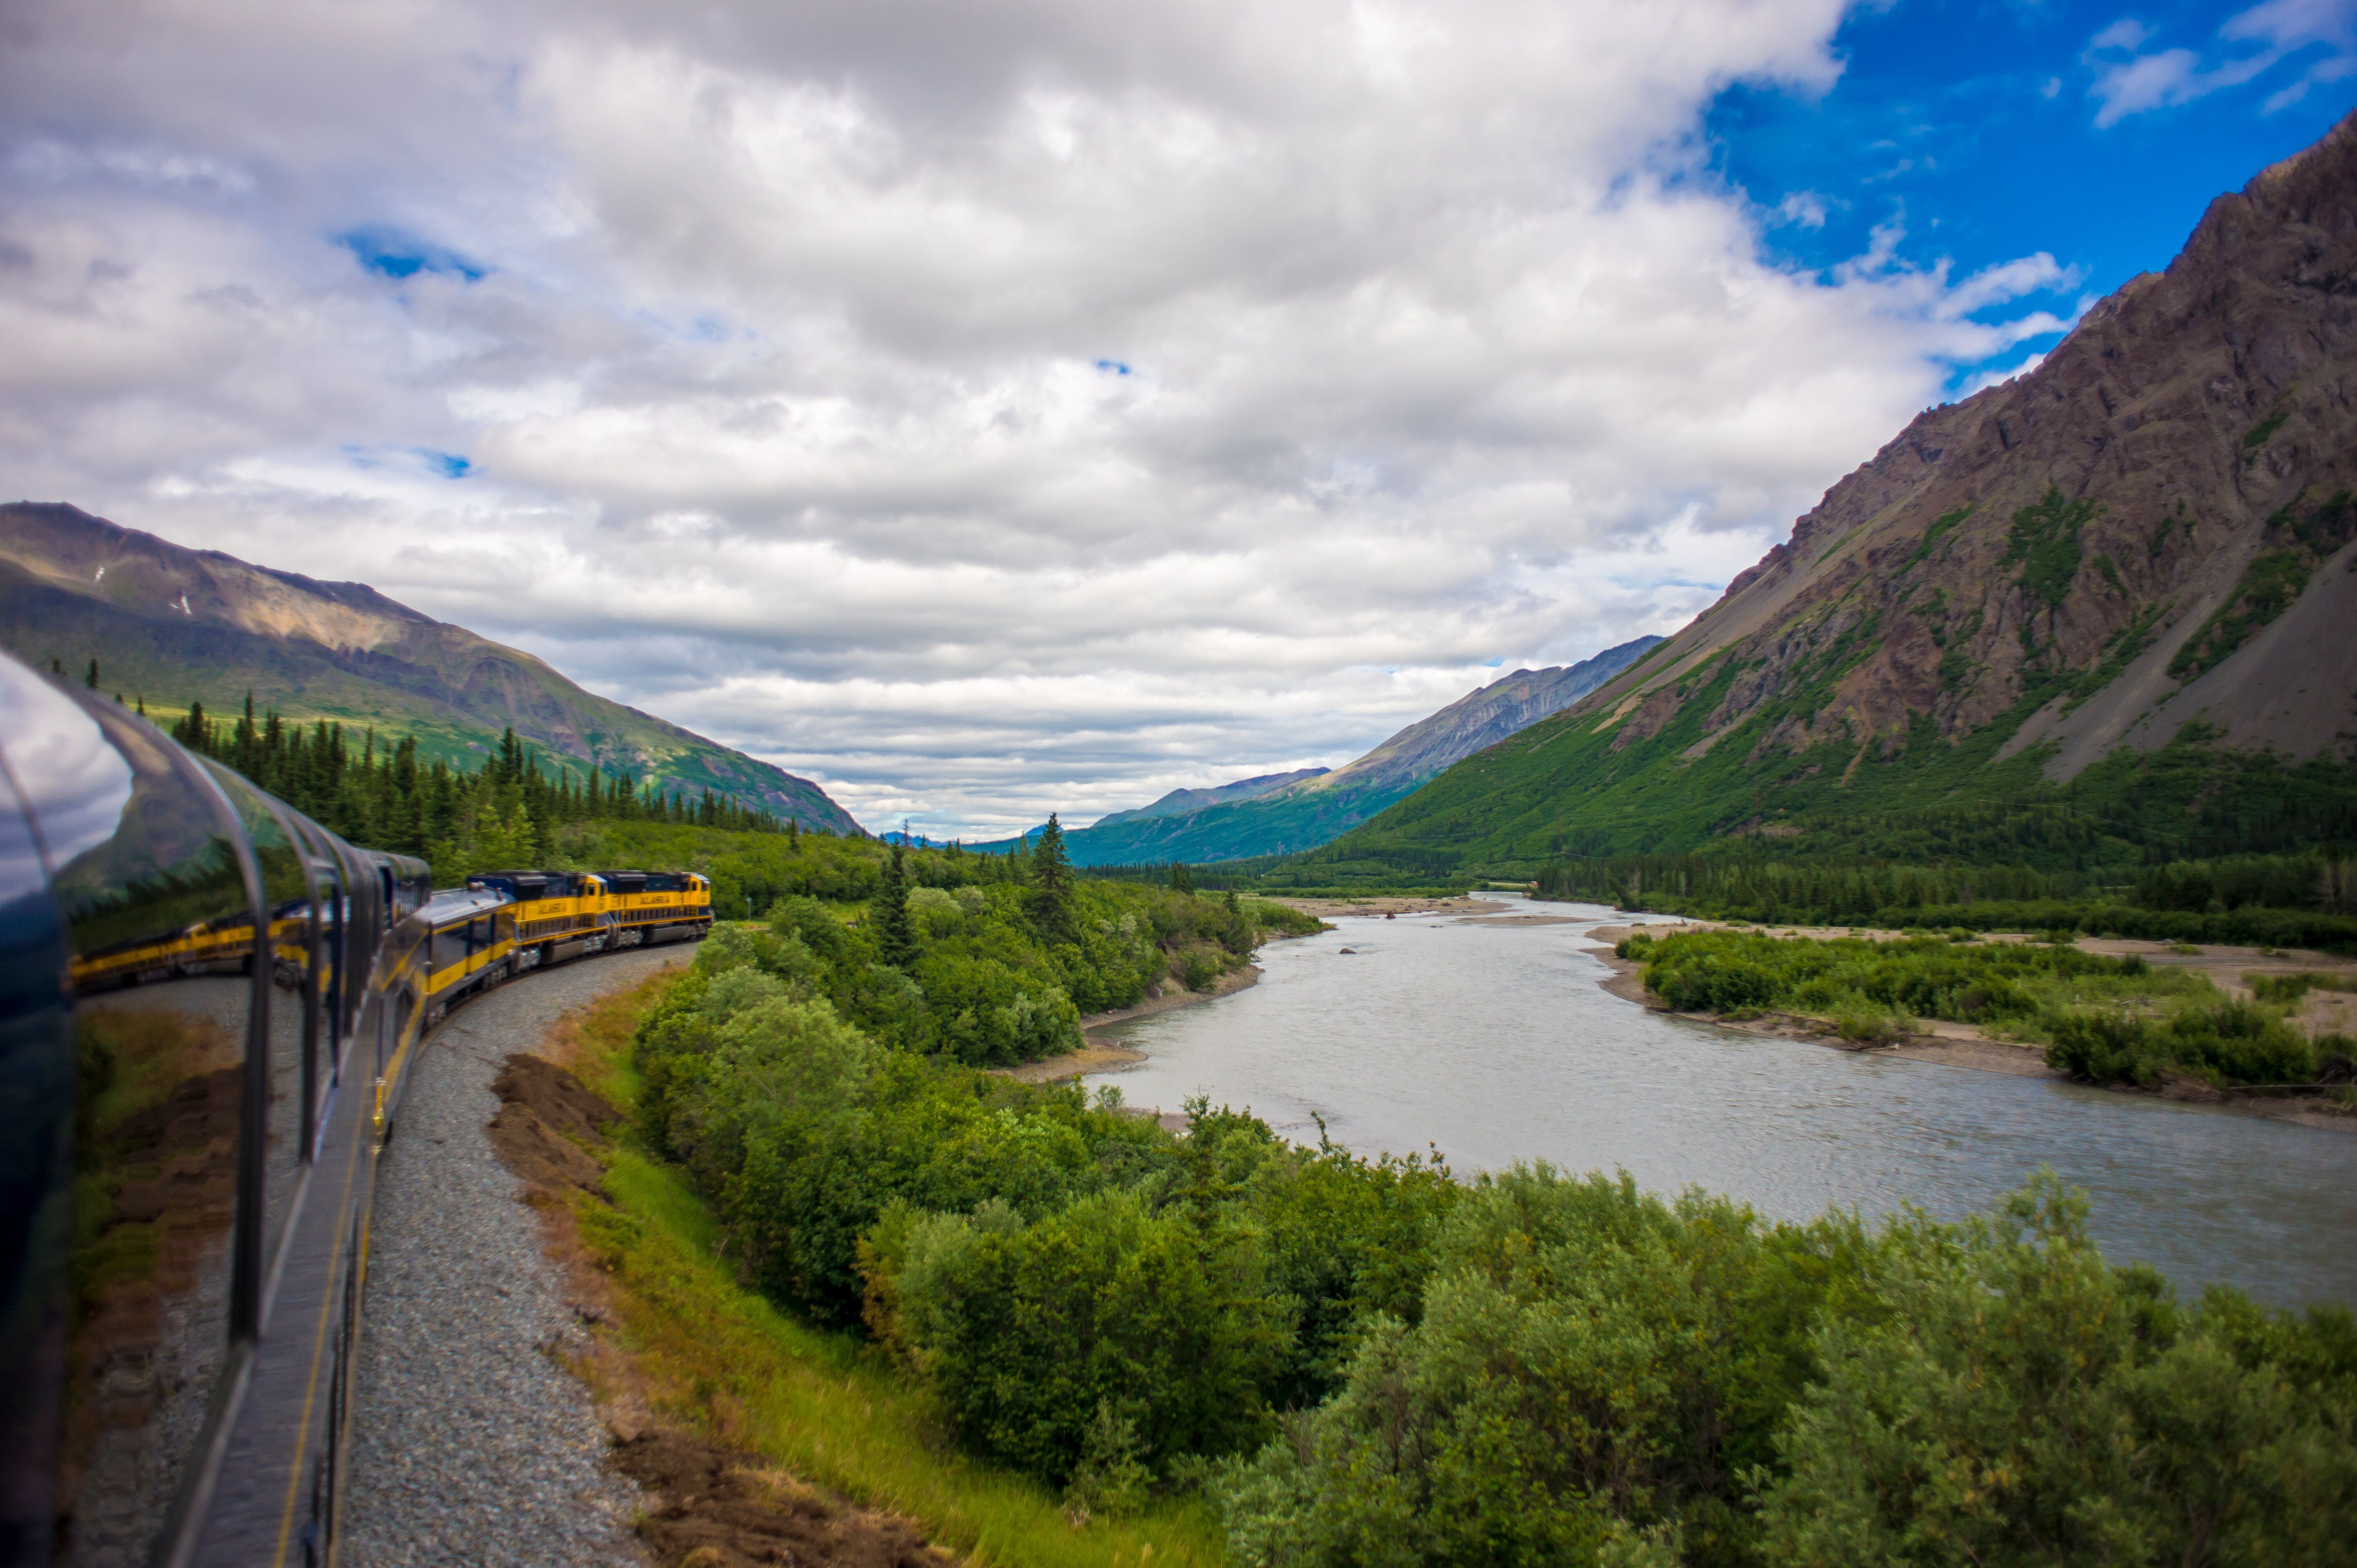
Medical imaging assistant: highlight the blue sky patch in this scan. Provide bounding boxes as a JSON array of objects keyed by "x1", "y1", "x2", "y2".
[
  {"x1": 1708, "y1": 0, "x2": 2357, "y2": 390},
  {"x1": 1095, "y1": 358, "x2": 1133, "y2": 375},
  {"x1": 339, "y1": 225, "x2": 487, "y2": 282},
  {"x1": 341, "y1": 444, "x2": 471, "y2": 478}
]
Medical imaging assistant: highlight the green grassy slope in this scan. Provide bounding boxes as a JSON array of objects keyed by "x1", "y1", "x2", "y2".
[{"x1": 1294, "y1": 676, "x2": 2357, "y2": 886}]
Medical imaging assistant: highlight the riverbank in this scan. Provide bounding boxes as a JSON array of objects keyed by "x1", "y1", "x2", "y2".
[
  {"x1": 996, "y1": 963, "x2": 1264, "y2": 1084},
  {"x1": 1269, "y1": 894, "x2": 1511, "y2": 919},
  {"x1": 1582, "y1": 924, "x2": 2357, "y2": 1130}
]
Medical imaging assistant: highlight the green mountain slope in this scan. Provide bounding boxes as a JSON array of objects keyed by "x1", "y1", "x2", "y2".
[
  {"x1": 0, "y1": 502, "x2": 861, "y2": 832},
  {"x1": 1296, "y1": 114, "x2": 2357, "y2": 886}
]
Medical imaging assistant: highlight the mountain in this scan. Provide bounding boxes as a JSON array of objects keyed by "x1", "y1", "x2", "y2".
[
  {"x1": 1310, "y1": 644, "x2": 1666, "y2": 799},
  {"x1": 1298, "y1": 113, "x2": 2357, "y2": 883},
  {"x1": 1001, "y1": 634, "x2": 1663, "y2": 865},
  {"x1": 0, "y1": 502, "x2": 862, "y2": 832},
  {"x1": 1092, "y1": 769, "x2": 1331, "y2": 828}
]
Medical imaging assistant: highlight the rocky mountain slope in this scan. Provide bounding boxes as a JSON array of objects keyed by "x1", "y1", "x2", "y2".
[
  {"x1": 1092, "y1": 768, "x2": 1330, "y2": 828},
  {"x1": 1026, "y1": 635, "x2": 1662, "y2": 865},
  {"x1": 0, "y1": 503, "x2": 860, "y2": 831},
  {"x1": 1305, "y1": 112, "x2": 2357, "y2": 881}
]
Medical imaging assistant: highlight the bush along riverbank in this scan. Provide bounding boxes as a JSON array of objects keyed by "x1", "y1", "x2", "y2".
[
  {"x1": 1619, "y1": 926, "x2": 2357, "y2": 1095},
  {"x1": 598, "y1": 929, "x2": 2357, "y2": 1566}
]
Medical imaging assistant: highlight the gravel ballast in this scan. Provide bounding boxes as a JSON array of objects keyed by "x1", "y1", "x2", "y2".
[{"x1": 341, "y1": 944, "x2": 693, "y2": 1568}]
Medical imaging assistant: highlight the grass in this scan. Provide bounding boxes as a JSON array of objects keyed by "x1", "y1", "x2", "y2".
[
  {"x1": 2247, "y1": 971, "x2": 2357, "y2": 1005},
  {"x1": 546, "y1": 970, "x2": 1227, "y2": 1568}
]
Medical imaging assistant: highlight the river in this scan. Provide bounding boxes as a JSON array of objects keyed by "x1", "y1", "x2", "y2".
[{"x1": 1084, "y1": 898, "x2": 2357, "y2": 1309}]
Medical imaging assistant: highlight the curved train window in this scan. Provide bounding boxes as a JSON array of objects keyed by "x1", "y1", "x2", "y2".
[
  {"x1": 430, "y1": 912, "x2": 467, "y2": 974},
  {"x1": 0, "y1": 684, "x2": 78, "y2": 1559},
  {"x1": 282, "y1": 816, "x2": 346, "y2": 1144},
  {"x1": 196, "y1": 762, "x2": 310, "y2": 1272},
  {"x1": 331, "y1": 845, "x2": 378, "y2": 1064},
  {"x1": 8, "y1": 675, "x2": 266, "y2": 1567}
]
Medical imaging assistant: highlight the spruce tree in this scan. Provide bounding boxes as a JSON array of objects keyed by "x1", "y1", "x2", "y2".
[
  {"x1": 1170, "y1": 862, "x2": 1193, "y2": 894},
  {"x1": 1033, "y1": 813, "x2": 1075, "y2": 939},
  {"x1": 877, "y1": 844, "x2": 917, "y2": 968}
]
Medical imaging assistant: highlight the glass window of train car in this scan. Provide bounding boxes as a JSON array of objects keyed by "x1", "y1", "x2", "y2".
[
  {"x1": 0, "y1": 686, "x2": 80, "y2": 1563},
  {"x1": 280, "y1": 815, "x2": 343, "y2": 1149},
  {"x1": 430, "y1": 911, "x2": 465, "y2": 975},
  {"x1": 15, "y1": 675, "x2": 270, "y2": 1568},
  {"x1": 193, "y1": 763, "x2": 313, "y2": 1280},
  {"x1": 329, "y1": 843, "x2": 376, "y2": 1052}
]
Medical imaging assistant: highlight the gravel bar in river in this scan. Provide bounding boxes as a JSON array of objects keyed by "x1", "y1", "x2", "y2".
[{"x1": 341, "y1": 944, "x2": 694, "y2": 1568}]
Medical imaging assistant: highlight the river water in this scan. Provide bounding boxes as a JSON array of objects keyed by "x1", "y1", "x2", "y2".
[{"x1": 1085, "y1": 898, "x2": 2357, "y2": 1310}]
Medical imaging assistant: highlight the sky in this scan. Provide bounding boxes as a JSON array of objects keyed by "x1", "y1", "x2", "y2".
[{"x1": 3, "y1": 0, "x2": 2352, "y2": 837}]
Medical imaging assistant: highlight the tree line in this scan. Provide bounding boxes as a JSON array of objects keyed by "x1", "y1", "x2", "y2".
[
  {"x1": 163, "y1": 694, "x2": 805, "y2": 874},
  {"x1": 1532, "y1": 846, "x2": 2357, "y2": 951}
]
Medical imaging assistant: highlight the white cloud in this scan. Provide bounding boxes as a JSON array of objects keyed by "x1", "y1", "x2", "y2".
[
  {"x1": 1770, "y1": 190, "x2": 1832, "y2": 228},
  {"x1": 2087, "y1": 0, "x2": 2357, "y2": 126},
  {"x1": 0, "y1": 0, "x2": 2084, "y2": 836}
]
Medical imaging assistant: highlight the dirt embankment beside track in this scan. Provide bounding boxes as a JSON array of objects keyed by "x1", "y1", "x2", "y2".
[{"x1": 496, "y1": 1030, "x2": 960, "y2": 1568}]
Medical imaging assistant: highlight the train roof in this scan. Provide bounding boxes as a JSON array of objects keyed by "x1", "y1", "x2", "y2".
[
  {"x1": 468, "y1": 868, "x2": 596, "y2": 898},
  {"x1": 421, "y1": 886, "x2": 512, "y2": 925}
]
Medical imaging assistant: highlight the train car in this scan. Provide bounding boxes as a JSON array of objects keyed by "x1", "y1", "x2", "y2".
[
  {"x1": 0, "y1": 649, "x2": 439, "y2": 1568},
  {"x1": 0, "y1": 652, "x2": 732, "y2": 1568},
  {"x1": 415, "y1": 886, "x2": 518, "y2": 1029},
  {"x1": 588, "y1": 869, "x2": 713, "y2": 946},
  {"x1": 465, "y1": 870, "x2": 607, "y2": 974}
]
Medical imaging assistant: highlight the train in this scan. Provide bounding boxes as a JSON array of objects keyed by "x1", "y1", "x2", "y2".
[{"x1": 0, "y1": 649, "x2": 711, "y2": 1567}]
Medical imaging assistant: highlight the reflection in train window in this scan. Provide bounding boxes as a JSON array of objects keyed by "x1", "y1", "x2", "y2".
[
  {"x1": 0, "y1": 684, "x2": 80, "y2": 1559},
  {"x1": 197, "y1": 761, "x2": 309, "y2": 1275},
  {"x1": 51, "y1": 706, "x2": 260, "y2": 1568}
]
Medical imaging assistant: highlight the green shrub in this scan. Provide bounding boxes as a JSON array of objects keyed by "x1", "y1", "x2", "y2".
[
  {"x1": 1178, "y1": 945, "x2": 1225, "y2": 991},
  {"x1": 2046, "y1": 999, "x2": 2315, "y2": 1087},
  {"x1": 1213, "y1": 1167, "x2": 1875, "y2": 1567},
  {"x1": 1763, "y1": 1177, "x2": 2357, "y2": 1564},
  {"x1": 905, "y1": 884, "x2": 965, "y2": 937},
  {"x1": 1648, "y1": 951, "x2": 1783, "y2": 1013},
  {"x1": 1828, "y1": 1001, "x2": 1913, "y2": 1047},
  {"x1": 864, "y1": 1187, "x2": 1286, "y2": 1486},
  {"x1": 2248, "y1": 971, "x2": 2357, "y2": 1005}
]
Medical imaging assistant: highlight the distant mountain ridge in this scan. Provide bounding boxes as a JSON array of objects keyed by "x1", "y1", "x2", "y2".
[
  {"x1": 1092, "y1": 769, "x2": 1330, "y2": 828},
  {"x1": 0, "y1": 502, "x2": 862, "y2": 832},
  {"x1": 989, "y1": 634, "x2": 1664, "y2": 865},
  {"x1": 1300, "y1": 111, "x2": 2357, "y2": 881},
  {"x1": 1310, "y1": 645, "x2": 1667, "y2": 800}
]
